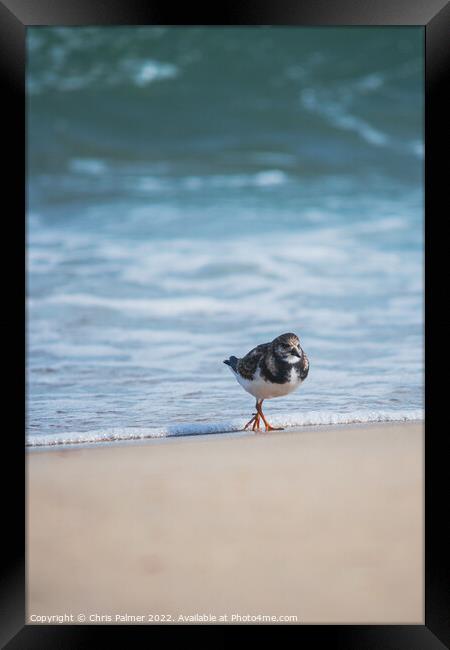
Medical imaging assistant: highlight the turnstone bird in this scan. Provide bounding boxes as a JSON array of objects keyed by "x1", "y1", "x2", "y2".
[{"x1": 224, "y1": 333, "x2": 309, "y2": 432}]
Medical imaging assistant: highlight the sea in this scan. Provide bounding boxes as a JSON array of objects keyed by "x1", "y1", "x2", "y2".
[{"x1": 26, "y1": 27, "x2": 424, "y2": 446}]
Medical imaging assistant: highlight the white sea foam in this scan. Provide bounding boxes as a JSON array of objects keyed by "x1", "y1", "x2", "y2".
[
  {"x1": 69, "y1": 158, "x2": 107, "y2": 175},
  {"x1": 26, "y1": 409, "x2": 423, "y2": 448},
  {"x1": 132, "y1": 60, "x2": 178, "y2": 86},
  {"x1": 180, "y1": 171, "x2": 288, "y2": 191},
  {"x1": 410, "y1": 140, "x2": 424, "y2": 158},
  {"x1": 355, "y1": 73, "x2": 385, "y2": 92},
  {"x1": 29, "y1": 293, "x2": 238, "y2": 317},
  {"x1": 301, "y1": 88, "x2": 389, "y2": 147},
  {"x1": 28, "y1": 50, "x2": 180, "y2": 94}
]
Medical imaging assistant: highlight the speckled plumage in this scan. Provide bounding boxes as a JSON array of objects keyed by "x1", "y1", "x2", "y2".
[
  {"x1": 224, "y1": 332, "x2": 309, "y2": 407},
  {"x1": 226, "y1": 334, "x2": 308, "y2": 382}
]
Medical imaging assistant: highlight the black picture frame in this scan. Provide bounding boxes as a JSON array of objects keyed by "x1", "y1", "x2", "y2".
[{"x1": 2, "y1": 0, "x2": 449, "y2": 646}]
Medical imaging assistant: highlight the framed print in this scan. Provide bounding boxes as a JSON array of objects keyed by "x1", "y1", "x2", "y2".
[{"x1": 1, "y1": 0, "x2": 449, "y2": 647}]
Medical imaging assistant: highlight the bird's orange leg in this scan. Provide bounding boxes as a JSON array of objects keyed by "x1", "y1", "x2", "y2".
[
  {"x1": 243, "y1": 402, "x2": 261, "y2": 431},
  {"x1": 252, "y1": 413, "x2": 261, "y2": 431},
  {"x1": 243, "y1": 412, "x2": 261, "y2": 431},
  {"x1": 257, "y1": 400, "x2": 284, "y2": 432}
]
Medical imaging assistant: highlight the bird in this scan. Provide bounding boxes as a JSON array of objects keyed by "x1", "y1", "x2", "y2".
[{"x1": 224, "y1": 332, "x2": 309, "y2": 432}]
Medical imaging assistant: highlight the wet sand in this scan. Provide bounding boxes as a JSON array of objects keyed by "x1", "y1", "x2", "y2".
[{"x1": 27, "y1": 421, "x2": 423, "y2": 624}]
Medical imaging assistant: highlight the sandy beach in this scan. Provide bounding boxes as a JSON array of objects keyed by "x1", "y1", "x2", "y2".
[{"x1": 27, "y1": 421, "x2": 423, "y2": 625}]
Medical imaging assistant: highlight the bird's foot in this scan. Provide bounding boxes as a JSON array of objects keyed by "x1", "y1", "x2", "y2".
[
  {"x1": 256, "y1": 408, "x2": 284, "y2": 432},
  {"x1": 243, "y1": 413, "x2": 261, "y2": 432},
  {"x1": 264, "y1": 423, "x2": 284, "y2": 432}
]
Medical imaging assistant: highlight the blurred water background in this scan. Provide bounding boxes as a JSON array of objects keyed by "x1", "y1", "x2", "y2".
[{"x1": 27, "y1": 27, "x2": 424, "y2": 445}]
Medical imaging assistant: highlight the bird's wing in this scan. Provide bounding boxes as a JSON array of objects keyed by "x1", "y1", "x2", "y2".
[
  {"x1": 237, "y1": 342, "x2": 270, "y2": 380},
  {"x1": 299, "y1": 352, "x2": 310, "y2": 380}
]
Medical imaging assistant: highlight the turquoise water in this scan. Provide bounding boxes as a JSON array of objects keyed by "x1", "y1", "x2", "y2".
[{"x1": 27, "y1": 27, "x2": 424, "y2": 445}]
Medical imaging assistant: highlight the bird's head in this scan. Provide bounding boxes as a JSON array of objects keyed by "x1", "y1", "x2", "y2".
[{"x1": 272, "y1": 332, "x2": 303, "y2": 364}]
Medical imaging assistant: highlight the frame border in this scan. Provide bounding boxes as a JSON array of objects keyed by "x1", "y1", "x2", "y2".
[{"x1": 2, "y1": 0, "x2": 449, "y2": 646}]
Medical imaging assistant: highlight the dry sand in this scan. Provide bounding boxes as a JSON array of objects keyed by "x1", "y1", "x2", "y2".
[{"x1": 27, "y1": 421, "x2": 423, "y2": 624}]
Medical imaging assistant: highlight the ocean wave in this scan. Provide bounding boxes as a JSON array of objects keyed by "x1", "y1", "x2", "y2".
[
  {"x1": 28, "y1": 293, "x2": 238, "y2": 317},
  {"x1": 300, "y1": 88, "x2": 389, "y2": 147},
  {"x1": 68, "y1": 158, "x2": 107, "y2": 175},
  {"x1": 28, "y1": 46, "x2": 180, "y2": 94},
  {"x1": 128, "y1": 59, "x2": 178, "y2": 86},
  {"x1": 58, "y1": 164, "x2": 290, "y2": 196},
  {"x1": 26, "y1": 409, "x2": 423, "y2": 448}
]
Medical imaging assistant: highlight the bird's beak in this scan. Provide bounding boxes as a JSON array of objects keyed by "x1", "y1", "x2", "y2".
[{"x1": 293, "y1": 348, "x2": 302, "y2": 358}]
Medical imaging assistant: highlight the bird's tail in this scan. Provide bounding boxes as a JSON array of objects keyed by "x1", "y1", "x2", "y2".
[{"x1": 223, "y1": 355, "x2": 238, "y2": 372}]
